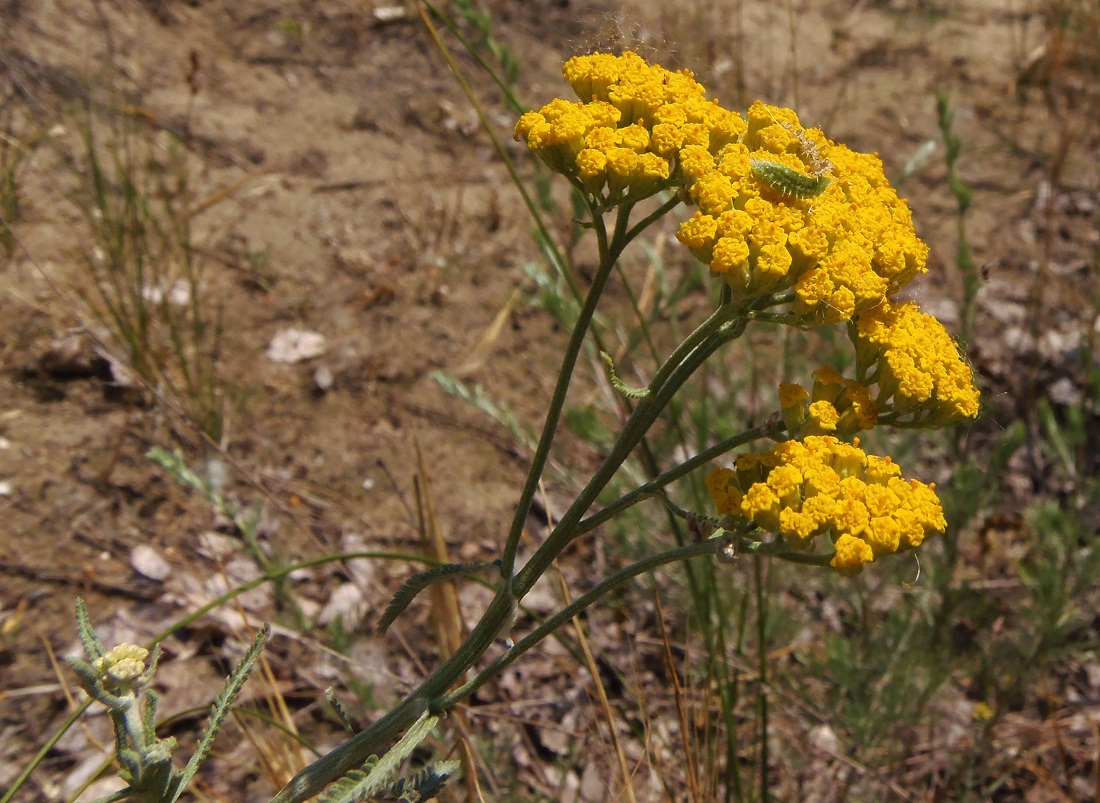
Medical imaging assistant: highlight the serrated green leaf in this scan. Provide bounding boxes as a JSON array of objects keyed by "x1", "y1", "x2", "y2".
[
  {"x1": 377, "y1": 562, "x2": 495, "y2": 636},
  {"x1": 170, "y1": 624, "x2": 269, "y2": 802},
  {"x1": 317, "y1": 768, "x2": 369, "y2": 803},
  {"x1": 143, "y1": 689, "x2": 159, "y2": 743},
  {"x1": 75, "y1": 598, "x2": 105, "y2": 661},
  {"x1": 325, "y1": 688, "x2": 356, "y2": 736},
  {"x1": 68, "y1": 656, "x2": 106, "y2": 701},
  {"x1": 430, "y1": 371, "x2": 535, "y2": 450},
  {"x1": 317, "y1": 714, "x2": 439, "y2": 803},
  {"x1": 378, "y1": 760, "x2": 460, "y2": 801}
]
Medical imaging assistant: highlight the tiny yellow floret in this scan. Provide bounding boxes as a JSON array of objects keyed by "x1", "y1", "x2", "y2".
[{"x1": 852, "y1": 300, "x2": 981, "y2": 426}]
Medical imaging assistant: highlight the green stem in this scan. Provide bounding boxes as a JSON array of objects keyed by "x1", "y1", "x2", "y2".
[
  {"x1": 623, "y1": 192, "x2": 681, "y2": 245},
  {"x1": 498, "y1": 199, "x2": 631, "y2": 579},
  {"x1": 419, "y1": 3, "x2": 583, "y2": 311},
  {"x1": 576, "y1": 425, "x2": 773, "y2": 535},
  {"x1": 272, "y1": 287, "x2": 749, "y2": 803},
  {"x1": 649, "y1": 302, "x2": 739, "y2": 396},
  {"x1": 741, "y1": 539, "x2": 835, "y2": 566},
  {"x1": 271, "y1": 202, "x2": 760, "y2": 801},
  {"x1": 513, "y1": 315, "x2": 747, "y2": 599}
]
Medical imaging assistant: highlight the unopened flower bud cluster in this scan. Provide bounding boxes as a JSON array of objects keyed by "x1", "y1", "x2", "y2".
[{"x1": 93, "y1": 643, "x2": 149, "y2": 691}]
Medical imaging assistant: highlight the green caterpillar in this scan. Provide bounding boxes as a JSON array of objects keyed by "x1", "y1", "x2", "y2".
[
  {"x1": 752, "y1": 118, "x2": 835, "y2": 200},
  {"x1": 750, "y1": 159, "x2": 833, "y2": 200}
]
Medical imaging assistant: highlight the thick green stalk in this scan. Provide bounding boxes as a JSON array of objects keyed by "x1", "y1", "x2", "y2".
[
  {"x1": 513, "y1": 316, "x2": 748, "y2": 598},
  {"x1": 271, "y1": 586, "x2": 517, "y2": 803}
]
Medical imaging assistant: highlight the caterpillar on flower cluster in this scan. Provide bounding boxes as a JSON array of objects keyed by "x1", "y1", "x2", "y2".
[
  {"x1": 750, "y1": 121, "x2": 835, "y2": 201},
  {"x1": 750, "y1": 160, "x2": 832, "y2": 200}
]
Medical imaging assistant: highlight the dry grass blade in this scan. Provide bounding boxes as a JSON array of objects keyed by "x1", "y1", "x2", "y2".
[
  {"x1": 251, "y1": 651, "x2": 307, "y2": 786},
  {"x1": 456, "y1": 287, "x2": 522, "y2": 377},
  {"x1": 553, "y1": 569, "x2": 638, "y2": 803},
  {"x1": 652, "y1": 587, "x2": 702, "y2": 803},
  {"x1": 413, "y1": 436, "x2": 465, "y2": 660},
  {"x1": 413, "y1": 435, "x2": 480, "y2": 799}
]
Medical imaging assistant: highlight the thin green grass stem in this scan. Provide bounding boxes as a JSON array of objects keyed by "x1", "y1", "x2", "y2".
[
  {"x1": 421, "y1": 1, "x2": 523, "y2": 114},
  {"x1": 418, "y1": 7, "x2": 575, "y2": 300},
  {"x1": 753, "y1": 555, "x2": 769, "y2": 797},
  {"x1": 614, "y1": 260, "x2": 660, "y2": 363}
]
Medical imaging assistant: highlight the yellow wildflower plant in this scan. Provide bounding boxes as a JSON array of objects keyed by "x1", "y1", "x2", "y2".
[
  {"x1": 707, "y1": 436, "x2": 947, "y2": 575},
  {"x1": 851, "y1": 300, "x2": 980, "y2": 426}
]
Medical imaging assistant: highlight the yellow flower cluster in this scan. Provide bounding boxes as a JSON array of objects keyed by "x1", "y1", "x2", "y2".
[
  {"x1": 706, "y1": 436, "x2": 946, "y2": 575},
  {"x1": 851, "y1": 300, "x2": 980, "y2": 426},
  {"x1": 514, "y1": 52, "x2": 746, "y2": 204},
  {"x1": 516, "y1": 52, "x2": 931, "y2": 325},
  {"x1": 677, "y1": 101, "x2": 929, "y2": 324}
]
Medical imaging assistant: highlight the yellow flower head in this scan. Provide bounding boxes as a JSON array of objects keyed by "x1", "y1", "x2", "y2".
[
  {"x1": 778, "y1": 369, "x2": 879, "y2": 440},
  {"x1": 852, "y1": 300, "x2": 980, "y2": 426},
  {"x1": 516, "y1": 52, "x2": 746, "y2": 205},
  {"x1": 707, "y1": 436, "x2": 945, "y2": 574},
  {"x1": 522, "y1": 56, "x2": 927, "y2": 317},
  {"x1": 676, "y1": 101, "x2": 929, "y2": 322}
]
